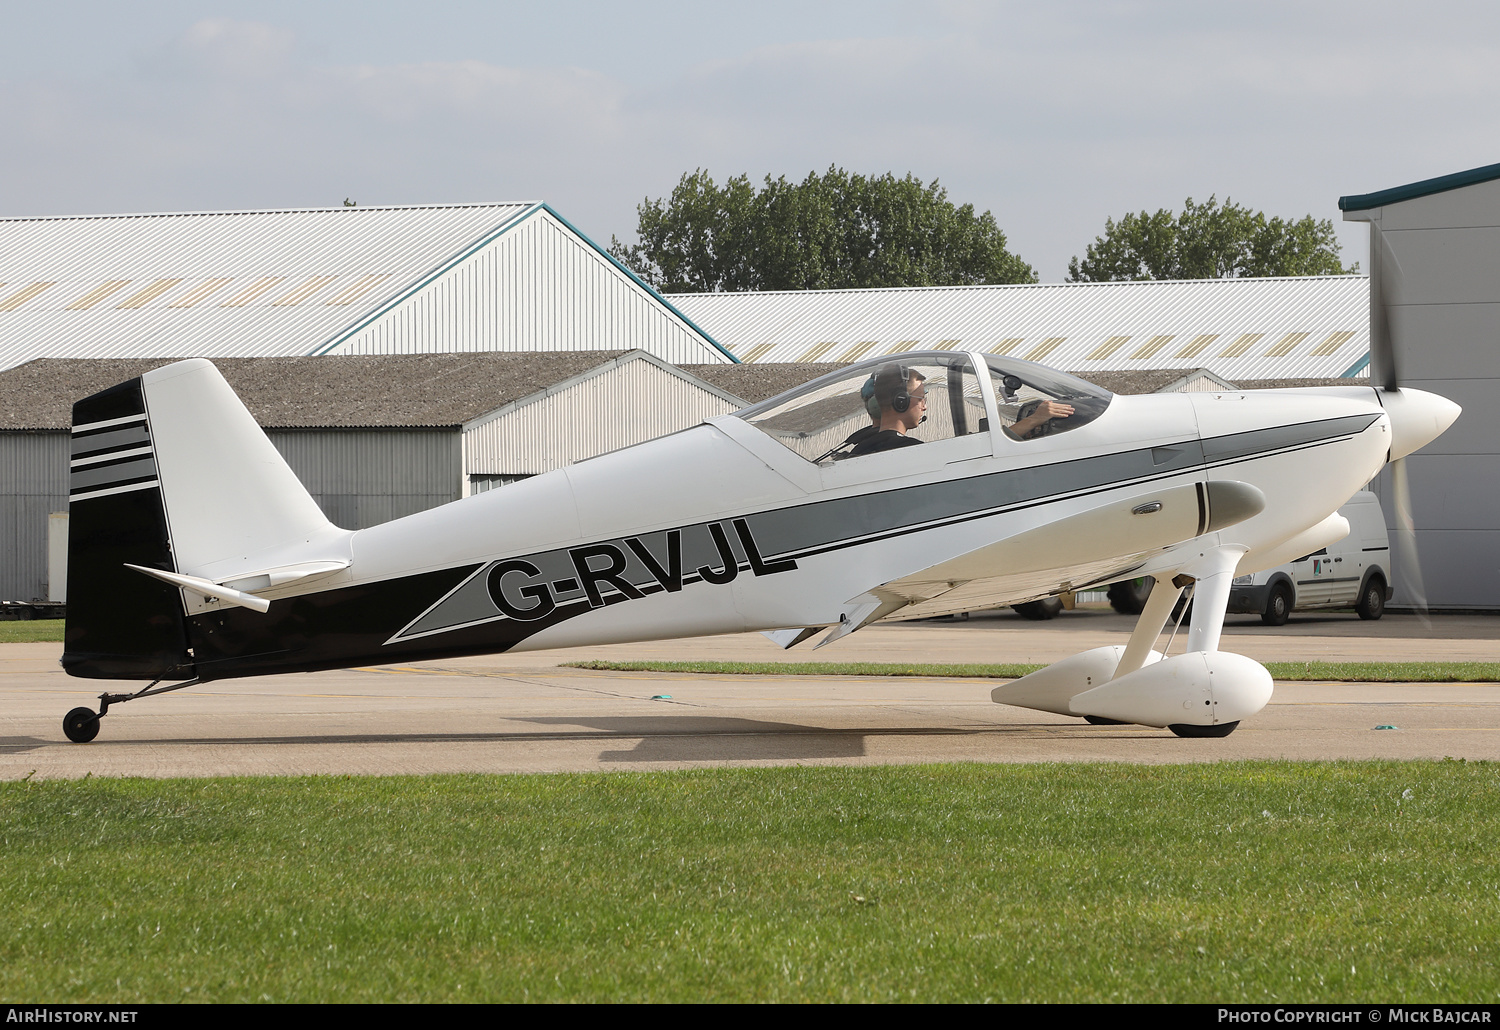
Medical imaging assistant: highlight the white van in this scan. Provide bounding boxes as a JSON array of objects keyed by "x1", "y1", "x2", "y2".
[
  {"x1": 1105, "y1": 491, "x2": 1393, "y2": 624},
  {"x1": 1225, "y1": 490, "x2": 1392, "y2": 624}
]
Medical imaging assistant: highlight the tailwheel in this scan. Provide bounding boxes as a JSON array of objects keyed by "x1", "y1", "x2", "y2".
[
  {"x1": 1083, "y1": 715, "x2": 1129, "y2": 725},
  {"x1": 1169, "y1": 721, "x2": 1240, "y2": 738},
  {"x1": 63, "y1": 707, "x2": 101, "y2": 744}
]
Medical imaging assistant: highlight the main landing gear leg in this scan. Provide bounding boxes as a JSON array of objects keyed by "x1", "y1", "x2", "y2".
[
  {"x1": 1078, "y1": 574, "x2": 1188, "y2": 725},
  {"x1": 62, "y1": 677, "x2": 201, "y2": 743},
  {"x1": 1184, "y1": 546, "x2": 1245, "y2": 656},
  {"x1": 1168, "y1": 544, "x2": 1251, "y2": 738},
  {"x1": 1112, "y1": 575, "x2": 1186, "y2": 681}
]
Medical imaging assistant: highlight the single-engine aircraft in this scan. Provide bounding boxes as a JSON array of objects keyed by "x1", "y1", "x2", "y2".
[{"x1": 59, "y1": 347, "x2": 1458, "y2": 743}]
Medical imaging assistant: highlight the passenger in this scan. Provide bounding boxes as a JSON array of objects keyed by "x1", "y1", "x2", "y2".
[{"x1": 849, "y1": 364, "x2": 928, "y2": 456}]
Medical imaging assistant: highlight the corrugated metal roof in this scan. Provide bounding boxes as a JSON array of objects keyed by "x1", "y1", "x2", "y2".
[
  {"x1": 0, "y1": 202, "x2": 735, "y2": 371},
  {"x1": 680, "y1": 363, "x2": 850, "y2": 404},
  {"x1": 670, "y1": 276, "x2": 1371, "y2": 381},
  {"x1": 0, "y1": 352, "x2": 648, "y2": 429},
  {"x1": 0, "y1": 203, "x2": 536, "y2": 371}
]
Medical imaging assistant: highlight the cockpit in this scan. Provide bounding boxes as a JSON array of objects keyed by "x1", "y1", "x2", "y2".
[{"x1": 733, "y1": 350, "x2": 1113, "y2": 465}]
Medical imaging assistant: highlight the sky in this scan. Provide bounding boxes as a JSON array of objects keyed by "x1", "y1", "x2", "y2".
[{"x1": 3, "y1": 1, "x2": 1499, "y2": 281}]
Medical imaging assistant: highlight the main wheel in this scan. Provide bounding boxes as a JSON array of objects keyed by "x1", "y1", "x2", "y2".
[
  {"x1": 1084, "y1": 715, "x2": 1129, "y2": 726},
  {"x1": 1169, "y1": 721, "x2": 1239, "y2": 738},
  {"x1": 1012, "y1": 597, "x2": 1064, "y2": 620},
  {"x1": 1356, "y1": 577, "x2": 1386, "y2": 620},
  {"x1": 63, "y1": 707, "x2": 100, "y2": 743},
  {"x1": 1260, "y1": 583, "x2": 1292, "y2": 626}
]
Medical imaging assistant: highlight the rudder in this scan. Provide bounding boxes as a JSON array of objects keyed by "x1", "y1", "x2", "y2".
[
  {"x1": 63, "y1": 359, "x2": 343, "y2": 680},
  {"x1": 63, "y1": 375, "x2": 191, "y2": 679}
]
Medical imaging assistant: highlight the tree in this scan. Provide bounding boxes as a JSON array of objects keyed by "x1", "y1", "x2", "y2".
[
  {"x1": 1067, "y1": 196, "x2": 1355, "y2": 282},
  {"x1": 611, "y1": 167, "x2": 1037, "y2": 293}
]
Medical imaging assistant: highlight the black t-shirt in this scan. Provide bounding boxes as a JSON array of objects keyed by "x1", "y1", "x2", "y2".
[{"x1": 849, "y1": 429, "x2": 924, "y2": 457}]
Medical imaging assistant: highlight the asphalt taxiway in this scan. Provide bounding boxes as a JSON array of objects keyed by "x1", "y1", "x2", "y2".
[{"x1": 4, "y1": 609, "x2": 1498, "y2": 779}]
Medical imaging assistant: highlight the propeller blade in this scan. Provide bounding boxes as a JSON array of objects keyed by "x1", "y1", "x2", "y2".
[
  {"x1": 1389, "y1": 455, "x2": 1430, "y2": 627},
  {"x1": 1369, "y1": 222, "x2": 1404, "y2": 392}
]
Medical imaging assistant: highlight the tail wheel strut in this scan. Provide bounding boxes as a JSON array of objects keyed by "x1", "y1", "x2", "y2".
[{"x1": 61, "y1": 676, "x2": 200, "y2": 743}]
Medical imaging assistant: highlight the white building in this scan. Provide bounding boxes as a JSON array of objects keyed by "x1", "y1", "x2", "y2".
[
  {"x1": 1342, "y1": 161, "x2": 1500, "y2": 609},
  {"x1": 0, "y1": 202, "x2": 734, "y2": 371}
]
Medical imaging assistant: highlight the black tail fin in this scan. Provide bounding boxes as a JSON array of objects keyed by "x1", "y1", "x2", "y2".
[{"x1": 62, "y1": 375, "x2": 192, "y2": 680}]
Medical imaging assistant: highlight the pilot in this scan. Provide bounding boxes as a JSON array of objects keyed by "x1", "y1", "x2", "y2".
[
  {"x1": 1008, "y1": 398, "x2": 1075, "y2": 439},
  {"x1": 849, "y1": 364, "x2": 928, "y2": 456}
]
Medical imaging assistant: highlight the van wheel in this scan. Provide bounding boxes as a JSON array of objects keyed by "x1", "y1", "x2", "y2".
[
  {"x1": 1356, "y1": 577, "x2": 1386, "y2": 620},
  {"x1": 1012, "y1": 597, "x2": 1064, "y2": 620},
  {"x1": 1107, "y1": 577, "x2": 1153, "y2": 615},
  {"x1": 1261, "y1": 583, "x2": 1292, "y2": 626}
]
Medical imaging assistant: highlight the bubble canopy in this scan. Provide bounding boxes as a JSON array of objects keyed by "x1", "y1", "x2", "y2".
[{"x1": 733, "y1": 350, "x2": 1113, "y2": 464}]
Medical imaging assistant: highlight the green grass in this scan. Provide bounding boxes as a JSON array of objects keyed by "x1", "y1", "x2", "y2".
[
  {"x1": 567, "y1": 659, "x2": 1500, "y2": 682},
  {"x1": 0, "y1": 619, "x2": 63, "y2": 643},
  {"x1": 3, "y1": 763, "x2": 1498, "y2": 1003},
  {"x1": 571, "y1": 660, "x2": 1049, "y2": 679}
]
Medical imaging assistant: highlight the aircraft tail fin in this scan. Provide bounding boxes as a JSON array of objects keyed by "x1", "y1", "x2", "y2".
[{"x1": 63, "y1": 359, "x2": 336, "y2": 680}]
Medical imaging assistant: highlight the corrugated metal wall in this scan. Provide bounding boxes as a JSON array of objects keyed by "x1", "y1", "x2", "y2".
[
  {"x1": 464, "y1": 360, "x2": 740, "y2": 475},
  {"x1": 0, "y1": 432, "x2": 68, "y2": 601},
  {"x1": 1, "y1": 428, "x2": 463, "y2": 601},
  {"x1": 267, "y1": 429, "x2": 461, "y2": 530},
  {"x1": 327, "y1": 211, "x2": 730, "y2": 365}
]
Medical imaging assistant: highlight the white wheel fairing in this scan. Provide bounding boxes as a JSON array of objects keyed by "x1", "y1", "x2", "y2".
[{"x1": 1068, "y1": 651, "x2": 1274, "y2": 728}]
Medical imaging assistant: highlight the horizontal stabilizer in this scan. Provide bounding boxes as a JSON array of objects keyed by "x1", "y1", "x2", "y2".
[
  {"x1": 125, "y1": 564, "x2": 271, "y2": 614},
  {"x1": 219, "y1": 560, "x2": 351, "y2": 594}
]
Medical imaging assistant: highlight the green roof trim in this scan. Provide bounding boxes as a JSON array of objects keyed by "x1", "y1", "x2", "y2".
[
  {"x1": 1339, "y1": 161, "x2": 1500, "y2": 212},
  {"x1": 540, "y1": 204, "x2": 738, "y2": 363},
  {"x1": 1341, "y1": 352, "x2": 1371, "y2": 378}
]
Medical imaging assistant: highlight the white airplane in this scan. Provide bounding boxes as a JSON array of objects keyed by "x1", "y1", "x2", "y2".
[{"x1": 59, "y1": 346, "x2": 1458, "y2": 743}]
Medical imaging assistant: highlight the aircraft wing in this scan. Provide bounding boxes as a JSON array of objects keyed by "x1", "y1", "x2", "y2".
[{"x1": 815, "y1": 480, "x2": 1265, "y2": 637}]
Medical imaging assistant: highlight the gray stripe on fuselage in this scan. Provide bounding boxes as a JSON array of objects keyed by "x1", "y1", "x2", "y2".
[
  {"x1": 745, "y1": 436, "x2": 1207, "y2": 561},
  {"x1": 748, "y1": 412, "x2": 1379, "y2": 561},
  {"x1": 1201, "y1": 414, "x2": 1378, "y2": 464}
]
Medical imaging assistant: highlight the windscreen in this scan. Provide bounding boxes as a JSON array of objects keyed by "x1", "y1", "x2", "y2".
[
  {"x1": 735, "y1": 352, "x2": 989, "y2": 464},
  {"x1": 985, "y1": 356, "x2": 1112, "y2": 441}
]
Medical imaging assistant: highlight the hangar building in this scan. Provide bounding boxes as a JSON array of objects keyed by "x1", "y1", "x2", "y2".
[
  {"x1": 0, "y1": 202, "x2": 734, "y2": 371},
  {"x1": 0, "y1": 352, "x2": 742, "y2": 604},
  {"x1": 1341, "y1": 161, "x2": 1500, "y2": 610}
]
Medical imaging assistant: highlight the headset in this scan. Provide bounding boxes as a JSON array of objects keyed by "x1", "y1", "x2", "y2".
[{"x1": 863, "y1": 364, "x2": 916, "y2": 414}]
